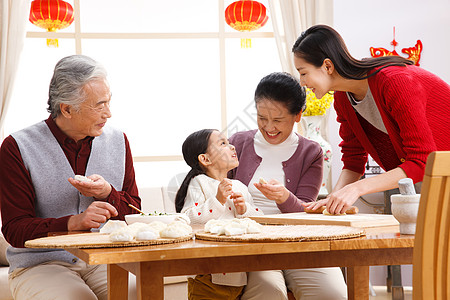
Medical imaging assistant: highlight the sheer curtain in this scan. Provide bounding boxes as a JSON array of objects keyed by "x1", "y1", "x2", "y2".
[
  {"x1": 268, "y1": 0, "x2": 333, "y2": 136},
  {"x1": 268, "y1": 0, "x2": 334, "y2": 191},
  {"x1": 0, "y1": 0, "x2": 30, "y2": 137},
  {"x1": 268, "y1": 0, "x2": 333, "y2": 75}
]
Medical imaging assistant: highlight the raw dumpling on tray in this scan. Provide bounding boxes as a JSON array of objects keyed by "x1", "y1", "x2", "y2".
[{"x1": 204, "y1": 218, "x2": 263, "y2": 236}]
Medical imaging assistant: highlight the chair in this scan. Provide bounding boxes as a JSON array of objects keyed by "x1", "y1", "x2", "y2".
[{"x1": 413, "y1": 151, "x2": 450, "y2": 300}]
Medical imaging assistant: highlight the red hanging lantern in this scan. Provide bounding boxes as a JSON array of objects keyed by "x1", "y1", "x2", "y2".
[
  {"x1": 29, "y1": 0, "x2": 74, "y2": 48},
  {"x1": 225, "y1": 0, "x2": 269, "y2": 48}
]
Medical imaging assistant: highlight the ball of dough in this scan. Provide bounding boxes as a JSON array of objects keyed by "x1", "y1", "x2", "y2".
[{"x1": 74, "y1": 175, "x2": 93, "y2": 183}]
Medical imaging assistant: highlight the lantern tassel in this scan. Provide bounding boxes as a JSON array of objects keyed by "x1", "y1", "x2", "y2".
[
  {"x1": 46, "y1": 28, "x2": 58, "y2": 48},
  {"x1": 241, "y1": 38, "x2": 252, "y2": 48},
  {"x1": 47, "y1": 38, "x2": 59, "y2": 48}
]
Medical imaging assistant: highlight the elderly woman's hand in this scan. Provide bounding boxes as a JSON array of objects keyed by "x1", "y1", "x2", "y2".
[
  {"x1": 68, "y1": 174, "x2": 112, "y2": 200},
  {"x1": 254, "y1": 179, "x2": 290, "y2": 204}
]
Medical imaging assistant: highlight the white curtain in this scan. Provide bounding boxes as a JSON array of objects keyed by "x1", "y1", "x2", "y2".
[
  {"x1": 268, "y1": 0, "x2": 334, "y2": 192},
  {"x1": 268, "y1": 0, "x2": 333, "y2": 75},
  {"x1": 0, "y1": 0, "x2": 30, "y2": 136}
]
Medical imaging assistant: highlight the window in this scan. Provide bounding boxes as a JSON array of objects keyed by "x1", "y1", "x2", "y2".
[{"x1": 7, "y1": 0, "x2": 281, "y2": 187}]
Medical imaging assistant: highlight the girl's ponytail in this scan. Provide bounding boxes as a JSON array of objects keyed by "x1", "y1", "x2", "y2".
[{"x1": 175, "y1": 168, "x2": 202, "y2": 212}]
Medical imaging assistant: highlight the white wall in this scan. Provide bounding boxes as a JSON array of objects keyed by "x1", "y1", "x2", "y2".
[{"x1": 331, "y1": 0, "x2": 450, "y2": 286}]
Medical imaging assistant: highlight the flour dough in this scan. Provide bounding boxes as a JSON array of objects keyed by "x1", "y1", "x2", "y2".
[
  {"x1": 74, "y1": 175, "x2": 93, "y2": 183},
  {"x1": 322, "y1": 209, "x2": 346, "y2": 216}
]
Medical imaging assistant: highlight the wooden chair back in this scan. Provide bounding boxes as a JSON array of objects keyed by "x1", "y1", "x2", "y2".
[{"x1": 413, "y1": 151, "x2": 450, "y2": 300}]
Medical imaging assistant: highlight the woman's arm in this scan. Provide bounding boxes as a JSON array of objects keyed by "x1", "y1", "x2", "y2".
[{"x1": 304, "y1": 167, "x2": 407, "y2": 214}]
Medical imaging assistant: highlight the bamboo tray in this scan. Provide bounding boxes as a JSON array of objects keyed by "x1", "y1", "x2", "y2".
[
  {"x1": 195, "y1": 225, "x2": 365, "y2": 243},
  {"x1": 25, "y1": 232, "x2": 193, "y2": 249}
]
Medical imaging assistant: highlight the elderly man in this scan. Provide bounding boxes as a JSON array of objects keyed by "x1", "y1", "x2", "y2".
[{"x1": 0, "y1": 55, "x2": 140, "y2": 300}]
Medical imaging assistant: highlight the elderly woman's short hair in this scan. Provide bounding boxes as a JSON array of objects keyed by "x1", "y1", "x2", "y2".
[{"x1": 47, "y1": 55, "x2": 107, "y2": 118}]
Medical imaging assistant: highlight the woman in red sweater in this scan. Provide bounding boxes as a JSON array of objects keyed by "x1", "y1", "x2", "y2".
[{"x1": 293, "y1": 24, "x2": 450, "y2": 215}]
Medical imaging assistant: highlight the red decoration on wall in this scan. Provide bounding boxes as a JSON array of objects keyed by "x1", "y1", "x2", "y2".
[
  {"x1": 29, "y1": 0, "x2": 74, "y2": 48},
  {"x1": 369, "y1": 27, "x2": 423, "y2": 66},
  {"x1": 225, "y1": 0, "x2": 269, "y2": 48}
]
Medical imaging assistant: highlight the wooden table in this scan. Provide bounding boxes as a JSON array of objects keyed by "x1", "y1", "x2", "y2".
[{"x1": 65, "y1": 226, "x2": 414, "y2": 300}]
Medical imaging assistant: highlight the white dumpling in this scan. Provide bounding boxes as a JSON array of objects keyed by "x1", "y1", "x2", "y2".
[
  {"x1": 204, "y1": 219, "x2": 229, "y2": 233},
  {"x1": 160, "y1": 221, "x2": 192, "y2": 238},
  {"x1": 100, "y1": 220, "x2": 128, "y2": 234},
  {"x1": 168, "y1": 221, "x2": 192, "y2": 233},
  {"x1": 135, "y1": 228, "x2": 159, "y2": 241},
  {"x1": 109, "y1": 228, "x2": 134, "y2": 242},
  {"x1": 127, "y1": 222, "x2": 151, "y2": 236},
  {"x1": 204, "y1": 218, "x2": 262, "y2": 236},
  {"x1": 74, "y1": 175, "x2": 93, "y2": 183},
  {"x1": 174, "y1": 214, "x2": 191, "y2": 225},
  {"x1": 238, "y1": 218, "x2": 263, "y2": 234},
  {"x1": 223, "y1": 222, "x2": 246, "y2": 236},
  {"x1": 147, "y1": 221, "x2": 167, "y2": 233},
  {"x1": 245, "y1": 221, "x2": 263, "y2": 234}
]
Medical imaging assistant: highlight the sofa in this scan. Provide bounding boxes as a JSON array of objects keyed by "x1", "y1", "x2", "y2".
[{"x1": 0, "y1": 176, "x2": 188, "y2": 300}]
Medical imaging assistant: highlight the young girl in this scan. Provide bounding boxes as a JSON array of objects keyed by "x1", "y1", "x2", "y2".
[{"x1": 175, "y1": 129, "x2": 262, "y2": 300}]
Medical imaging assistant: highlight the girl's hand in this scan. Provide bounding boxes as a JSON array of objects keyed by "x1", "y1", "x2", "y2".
[
  {"x1": 216, "y1": 178, "x2": 233, "y2": 205},
  {"x1": 254, "y1": 179, "x2": 290, "y2": 204},
  {"x1": 231, "y1": 192, "x2": 247, "y2": 215}
]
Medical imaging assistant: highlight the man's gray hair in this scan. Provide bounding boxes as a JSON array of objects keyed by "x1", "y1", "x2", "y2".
[{"x1": 47, "y1": 55, "x2": 107, "y2": 118}]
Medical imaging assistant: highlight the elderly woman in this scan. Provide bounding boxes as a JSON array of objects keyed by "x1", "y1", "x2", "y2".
[
  {"x1": 229, "y1": 72, "x2": 347, "y2": 300},
  {"x1": 0, "y1": 55, "x2": 140, "y2": 300}
]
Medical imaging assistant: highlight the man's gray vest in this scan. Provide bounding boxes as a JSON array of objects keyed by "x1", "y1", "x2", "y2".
[{"x1": 7, "y1": 121, "x2": 125, "y2": 272}]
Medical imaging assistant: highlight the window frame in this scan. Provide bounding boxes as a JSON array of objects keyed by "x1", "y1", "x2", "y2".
[{"x1": 24, "y1": 0, "x2": 276, "y2": 164}]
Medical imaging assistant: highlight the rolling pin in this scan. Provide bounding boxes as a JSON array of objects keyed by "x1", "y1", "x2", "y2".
[{"x1": 304, "y1": 206, "x2": 359, "y2": 214}]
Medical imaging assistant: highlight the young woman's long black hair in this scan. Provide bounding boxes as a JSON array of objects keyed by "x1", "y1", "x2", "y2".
[
  {"x1": 175, "y1": 129, "x2": 215, "y2": 213},
  {"x1": 292, "y1": 24, "x2": 414, "y2": 80}
]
